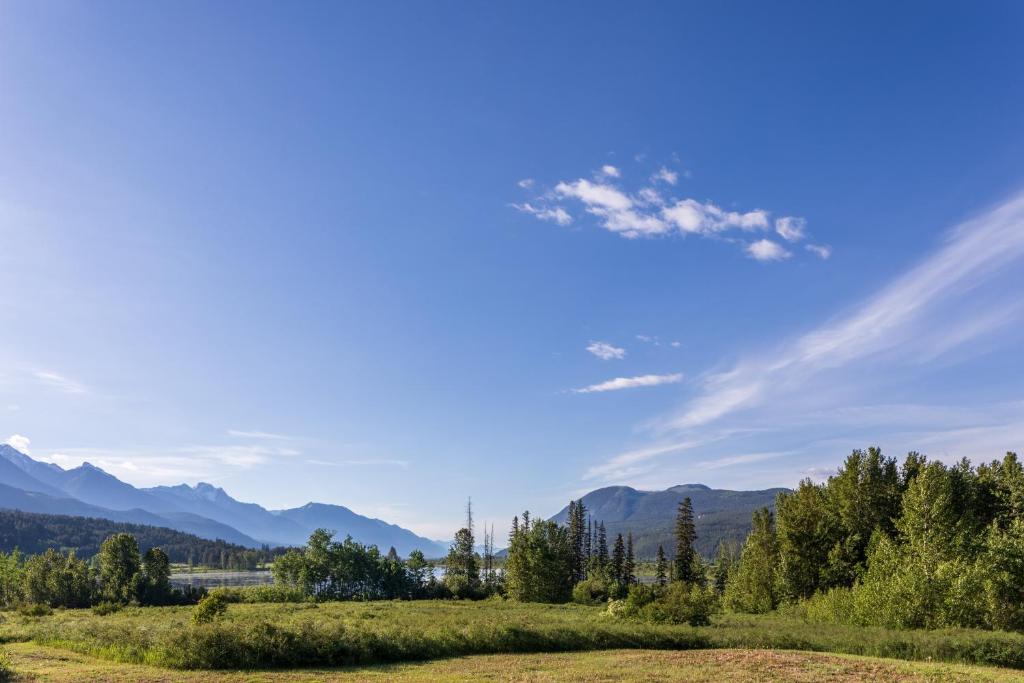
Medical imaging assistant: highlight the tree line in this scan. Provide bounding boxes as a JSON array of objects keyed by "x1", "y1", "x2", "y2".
[
  {"x1": 0, "y1": 509, "x2": 285, "y2": 569},
  {"x1": 0, "y1": 532, "x2": 204, "y2": 609},
  {"x1": 722, "y1": 448, "x2": 1024, "y2": 631}
]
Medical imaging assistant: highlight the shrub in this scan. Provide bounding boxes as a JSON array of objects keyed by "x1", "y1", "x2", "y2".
[
  {"x1": 191, "y1": 593, "x2": 228, "y2": 624},
  {"x1": 571, "y1": 576, "x2": 610, "y2": 605},
  {"x1": 91, "y1": 601, "x2": 122, "y2": 616},
  {"x1": 209, "y1": 585, "x2": 306, "y2": 604},
  {"x1": 17, "y1": 603, "x2": 52, "y2": 617},
  {"x1": 650, "y1": 583, "x2": 718, "y2": 626}
]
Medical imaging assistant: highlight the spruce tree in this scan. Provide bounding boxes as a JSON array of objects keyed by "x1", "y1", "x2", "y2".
[
  {"x1": 597, "y1": 522, "x2": 609, "y2": 568},
  {"x1": 655, "y1": 545, "x2": 668, "y2": 586},
  {"x1": 625, "y1": 533, "x2": 636, "y2": 585},
  {"x1": 674, "y1": 496, "x2": 698, "y2": 584},
  {"x1": 611, "y1": 533, "x2": 626, "y2": 587}
]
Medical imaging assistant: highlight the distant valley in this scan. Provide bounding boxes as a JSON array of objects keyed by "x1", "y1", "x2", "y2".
[{"x1": 0, "y1": 444, "x2": 449, "y2": 557}]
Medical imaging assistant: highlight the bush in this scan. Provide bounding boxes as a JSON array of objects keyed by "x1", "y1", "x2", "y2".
[
  {"x1": 191, "y1": 593, "x2": 228, "y2": 624},
  {"x1": 91, "y1": 601, "x2": 122, "y2": 616},
  {"x1": 17, "y1": 603, "x2": 52, "y2": 617},
  {"x1": 605, "y1": 583, "x2": 719, "y2": 627},
  {"x1": 571, "y1": 576, "x2": 610, "y2": 605},
  {"x1": 209, "y1": 585, "x2": 306, "y2": 604}
]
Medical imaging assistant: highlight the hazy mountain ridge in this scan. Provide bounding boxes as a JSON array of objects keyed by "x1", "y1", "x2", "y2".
[
  {"x1": 550, "y1": 483, "x2": 788, "y2": 558},
  {"x1": 0, "y1": 445, "x2": 447, "y2": 556}
]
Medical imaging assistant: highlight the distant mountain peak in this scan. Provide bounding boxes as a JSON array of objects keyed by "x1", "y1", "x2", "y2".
[{"x1": 669, "y1": 483, "x2": 711, "y2": 491}]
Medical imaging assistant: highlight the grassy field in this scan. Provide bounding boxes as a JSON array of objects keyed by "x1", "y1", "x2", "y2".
[
  {"x1": 3, "y1": 600, "x2": 1024, "y2": 673},
  {"x1": 4, "y1": 643, "x2": 1024, "y2": 682}
]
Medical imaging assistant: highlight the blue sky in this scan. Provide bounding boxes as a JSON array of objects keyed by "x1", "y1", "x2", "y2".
[{"x1": 2, "y1": 2, "x2": 1023, "y2": 539}]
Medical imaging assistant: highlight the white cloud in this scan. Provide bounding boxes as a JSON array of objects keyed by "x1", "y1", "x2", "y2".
[
  {"x1": 662, "y1": 199, "x2": 769, "y2": 234},
  {"x1": 517, "y1": 178, "x2": 535, "y2": 189},
  {"x1": 5, "y1": 434, "x2": 30, "y2": 454},
  {"x1": 227, "y1": 429, "x2": 293, "y2": 440},
  {"x1": 514, "y1": 161, "x2": 815, "y2": 260},
  {"x1": 746, "y1": 239, "x2": 791, "y2": 261},
  {"x1": 307, "y1": 458, "x2": 409, "y2": 468},
  {"x1": 586, "y1": 341, "x2": 627, "y2": 360},
  {"x1": 511, "y1": 202, "x2": 572, "y2": 226},
  {"x1": 573, "y1": 372, "x2": 683, "y2": 394},
  {"x1": 652, "y1": 167, "x2": 678, "y2": 185},
  {"x1": 33, "y1": 370, "x2": 88, "y2": 395},
  {"x1": 775, "y1": 216, "x2": 806, "y2": 242},
  {"x1": 555, "y1": 179, "x2": 632, "y2": 211},
  {"x1": 672, "y1": 191, "x2": 1024, "y2": 430},
  {"x1": 806, "y1": 244, "x2": 832, "y2": 259}
]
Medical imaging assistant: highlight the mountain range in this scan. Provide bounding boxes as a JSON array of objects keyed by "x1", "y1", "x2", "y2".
[
  {"x1": 550, "y1": 483, "x2": 789, "y2": 558},
  {"x1": 0, "y1": 444, "x2": 449, "y2": 557}
]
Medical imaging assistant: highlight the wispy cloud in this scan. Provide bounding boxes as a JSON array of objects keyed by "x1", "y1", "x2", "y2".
[
  {"x1": 307, "y1": 458, "x2": 409, "y2": 468},
  {"x1": 805, "y1": 244, "x2": 832, "y2": 259},
  {"x1": 775, "y1": 216, "x2": 806, "y2": 242},
  {"x1": 586, "y1": 341, "x2": 626, "y2": 360},
  {"x1": 601, "y1": 165, "x2": 621, "y2": 178},
  {"x1": 227, "y1": 429, "x2": 293, "y2": 440},
  {"x1": 511, "y1": 202, "x2": 572, "y2": 226},
  {"x1": 583, "y1": 191, "x2": 1024, "y2": 487},
  {"x1": 33, "y1": 370, "x2": 88, "y2": 395},
  {"x1": 573, "y1": 372, "x2": 683, "y2": 394},
  {"x1": 672, "y1": 191, "x2": 1024, "y2": 430},
  {"x1": 652, "y1": 167, "x2": 678, "y2": 185}
]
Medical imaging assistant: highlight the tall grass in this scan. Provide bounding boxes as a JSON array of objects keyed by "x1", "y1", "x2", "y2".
[{"x1": 3, "y1": 601, "x2": 1024, "y2": 671}]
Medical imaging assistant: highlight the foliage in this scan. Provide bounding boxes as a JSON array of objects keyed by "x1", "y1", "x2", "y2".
[
  {"x1": 0, "y1": 509, "x2": 283, "y2": 568},
  {"x1": 571, "y1": 575, "x2": 610, "y2": 605},
  {"x1": 91, "y1": 600, "x2": 122, "y2": 616},
  {"x1": 191, "y1": 593, "x2": 228, "y2": 624},
  {"x1": 271, "y1": 529, "x2": 435, "y2": 601},
  {"x1": 674, "y1": 497, "x2": 698, "y2": 584},
  {"x1": 724, "y1": 508, "x2": 780, "y2": 614},
  {"x1": 504, "y1": 516, "x2": 573, "y2": 603}
]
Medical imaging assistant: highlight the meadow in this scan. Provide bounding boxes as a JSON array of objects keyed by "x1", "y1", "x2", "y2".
[{"x1": 4, "y1": 599, "x2": 1024, "y2": 674}]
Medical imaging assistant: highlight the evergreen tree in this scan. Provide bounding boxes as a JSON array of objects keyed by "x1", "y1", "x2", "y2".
[
  {"x1": 567, "y1": 500, "x2": 587, "y2": 584},
  {"x1": 625, "y1": 533, "x2": 636, "y2": 585},
  {"x1": 141, "y1": 547, "x2": 171, "y2": 605},
  {"x1": 611, "y1": 533, "x2": 626, "y2": 587},
  {"x1": 674, "y1": 497, "x2": 698, "y2": 584},
  {"x1": 597, "y1": 522, "x2": 609, "y2": 568},
  {"x1": 504, "y1": 513, "x2": 573, "y2": 602},
  {"x1": 655, "y1": 545, "x2": 668, "y2": 586},
  {"x1": 444, "y1": 498, "x2": 480, "y2": 598},
  {"x1": 712, "y1": 541, "x2": 737, "y2": 595}
]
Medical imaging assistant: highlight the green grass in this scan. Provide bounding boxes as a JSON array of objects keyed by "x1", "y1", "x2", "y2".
[
  {"x1": 4, "y1": 644, "x2": 1024, "y2": 682},
  {"x1": 3, "y1": 600, "x2": 1024, "y2": 671}
]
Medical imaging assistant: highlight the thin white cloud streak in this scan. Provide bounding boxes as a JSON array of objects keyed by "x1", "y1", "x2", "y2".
[
  {"x1": 775, "y1": 216, "x2": 806, "y2": 242},
  {"x1": 672, "y1": 191, "x2": 1024, "y2": 431},
  {"x1": 36, "y1": 442, "x2": 302, "y2": 486},
  {"x1": 227, "y1": 429, "x2": 293, "y2": 440},
  {"x1": 693, "y1": 451, "x2": 790, "y2": 470},
  {"x1": 652, "y1": 167, "x2": 678, "y2": 185},
  {"x1": 511, "y1": 202, "x2": 572, "y2": 226},
  {"x1": 33, "y1": 370, "x2": 88, "y2": 395},
  {"x1": 806, "y1": 244, "x2": 832, "y2": 259},
  {"x1": 306, "y1": 458, "x2": 409, "y2": 468},
  {"x1": 586, "y1": 341, "x2": 626, "y2": 360},
  {"x1": 574, "y1": 372, "x2": 683, "y2": 394},
  {"x1": 601, "y1": 165, "x2": 621, "y2": 178}
]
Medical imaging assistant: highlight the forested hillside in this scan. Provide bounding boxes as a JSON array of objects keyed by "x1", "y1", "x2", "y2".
[
  {"x1": 550, "y1": 483, "x2": 787, "y2": 557},
  {"x1": 0, "y1": 509, "x2": 285, "y2": 568}
]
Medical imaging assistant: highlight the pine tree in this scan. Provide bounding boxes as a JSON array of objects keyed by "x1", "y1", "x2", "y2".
[
  {"x1": 584, "y1": 517, "x2": 592, "y2": 561},
  {"x1": 611, "y1": 533, "x2": 626, "y2": 586},
  {"x1": 597, "y1": 522, "x2": 609, "y2": 568},
  {"x1": 567, "y1": 499, "x2": 587, "y2": 584},
  {"x1": 655, "y1": 545, "x2": 668, "y2": 586},
  {"x1": 444, "y1": 498, "x2": 480, "y2": 598},
  {"x1": 625, "y1": 533, "x2": 636, "y2": 585},
  {"x1": 674, "y1": 497, "x2": 698, "y2": 584}
]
